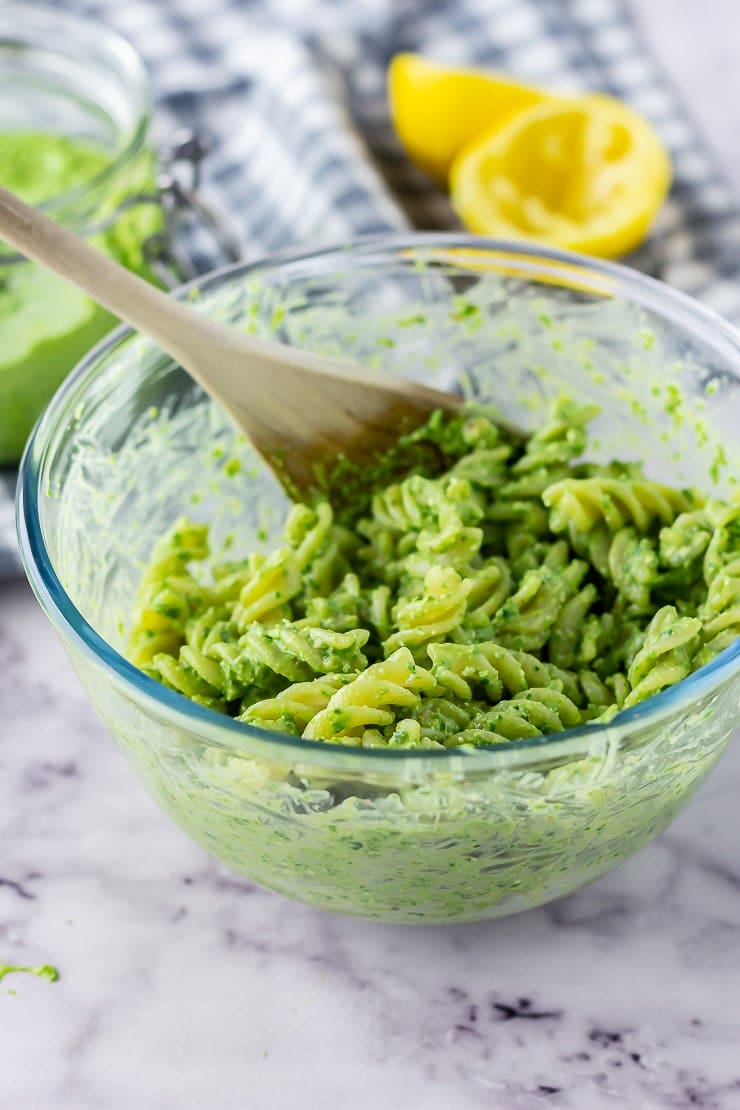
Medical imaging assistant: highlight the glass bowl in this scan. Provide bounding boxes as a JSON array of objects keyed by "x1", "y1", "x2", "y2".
[{"x1": 17, "y1": 236, "x2": 740, "y2": 924}]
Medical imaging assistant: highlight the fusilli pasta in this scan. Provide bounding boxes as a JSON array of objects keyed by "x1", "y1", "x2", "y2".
[{"x1": 129, "y1": 398, "x2": 738, "y2": 748}]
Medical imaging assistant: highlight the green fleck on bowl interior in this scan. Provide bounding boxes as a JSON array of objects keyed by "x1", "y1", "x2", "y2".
[{"x1": 18, "y1": 236, "x2": 740, "y2": 923}]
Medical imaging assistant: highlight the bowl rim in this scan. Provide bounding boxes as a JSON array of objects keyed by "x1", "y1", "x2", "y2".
[{"x1": 16, "y1": 232, "x2": 740, "y2": 770}]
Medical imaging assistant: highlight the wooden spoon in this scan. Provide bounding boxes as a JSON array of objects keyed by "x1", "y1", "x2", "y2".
[{"x1": 0, "y1": 185, "x2": 459, "y2": 492}]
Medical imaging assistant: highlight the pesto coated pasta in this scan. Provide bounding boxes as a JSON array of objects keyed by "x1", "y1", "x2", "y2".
[{"x1": 129, "y1": 399, "x2": 739, "y2": 748}]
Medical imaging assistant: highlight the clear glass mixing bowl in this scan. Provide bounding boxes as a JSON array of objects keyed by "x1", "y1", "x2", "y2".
[{"x1": 17, "y1": 236, "x2": 740, "y2": 923}]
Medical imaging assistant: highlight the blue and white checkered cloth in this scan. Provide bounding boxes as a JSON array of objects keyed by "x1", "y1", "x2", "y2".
[{"x1": 3, "y1": 0, "x2": 740, "y2": 578}]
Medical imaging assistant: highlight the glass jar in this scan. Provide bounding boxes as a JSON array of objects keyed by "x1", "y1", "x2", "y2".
[{"x1": 0, "y1": 1, "x2": 161, "y2": 463}]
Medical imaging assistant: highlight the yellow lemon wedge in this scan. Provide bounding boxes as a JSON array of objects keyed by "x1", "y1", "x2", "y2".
[
  {"x1": 450, "y1": 94, "x2": 672, "y2": 258},
  {"x1": 388, "y1": 52, "x2": 545, "y2": 186}
]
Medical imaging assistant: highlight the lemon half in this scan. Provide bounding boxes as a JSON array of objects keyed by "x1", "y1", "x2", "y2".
[
  {"x1": 388, "y1": 52, "x2": 545, "y2": 186},
  {"x1": 450, "y1": 94, "x2": 672, "y2": 258}
]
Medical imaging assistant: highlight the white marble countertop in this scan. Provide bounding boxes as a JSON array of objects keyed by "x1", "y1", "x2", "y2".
[{"x1": 3, "y1": 2, "x2": 740, "y2": 1107}]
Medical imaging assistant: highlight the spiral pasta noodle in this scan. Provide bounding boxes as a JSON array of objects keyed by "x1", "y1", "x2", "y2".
[
  {"x1": 695, "y1": 493, "x2": 740, "y2": 665},
  {"x1": 213, "y1": 622, "x2": 369, "y2": 687},
  {"x1": 384, "y1": 566, "x2": 472, "y2": 654},
  {"x1": 303, "y1": 648, "x2": 437, "y2": 741},
  {"x1": 455, "y1": 687, "x2": 582, "y2": 745},
  {"x1": 543, "y1": 476, "x2": 701, "y2": 535},
  {"x1": 498, "y1": 397, "x2": 600, "y2": 500},
  {"x1": 240, "y1": 674, "x2": 355, "y2": 734},
  {"x1": 428, "y1": 641, "x2": 574, "y2": 703},
  {"x1": 624, "y1": 606, "x2": 702, "y2": 708},
  {"x1": 129, "y1": 519, "x2": 213, "y2": 665},
  {"x1": 487, "y1": 559, "x2": 589, "y2": 653}
]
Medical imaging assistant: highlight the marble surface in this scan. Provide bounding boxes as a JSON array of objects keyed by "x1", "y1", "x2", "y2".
[
  {"x1": 2, "y1": 588, "x2": 740, "y2": 1110},
  {"x1": 3, "y1": 2, "x2": 740, "y2": 1108}
]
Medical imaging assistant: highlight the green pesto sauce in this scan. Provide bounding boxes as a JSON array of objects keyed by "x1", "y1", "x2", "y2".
[
  {"x1": 0, "y1": 131, "x2": 160, "y2": 463},
  {"x1": 0, "y1": 131, "x2": 109, "y2": 206}
]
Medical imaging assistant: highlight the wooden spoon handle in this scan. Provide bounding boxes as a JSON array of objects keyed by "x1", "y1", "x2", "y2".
[
  {"x1": 0, "y1": 184, "x2": 235, "y2": 378},
  {"x1": 0, "y1": 184, "x2": 408, "y2": 383},
  {"x1": 0, "y1": 184, "x2": 464, "y2": 494}
]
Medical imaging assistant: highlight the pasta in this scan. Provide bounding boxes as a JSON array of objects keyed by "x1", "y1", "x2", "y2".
[
  {"x1": 302, "y1": 648, "x2": 437, "y2": 742},
  {"x1": 543, "y1": 476, "x2": 699, "y2": 534},
  {"x1": 129, "y1": 399, "x2": 739, "y2": 748},
  {"x1": 695, "y1": 494, "x2": 740, "y2": 666},
  {"x1": 623, "y1": 606, "x2": 702, "y2": 708}
]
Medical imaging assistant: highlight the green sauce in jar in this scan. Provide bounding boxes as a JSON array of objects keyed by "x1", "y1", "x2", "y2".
[
  {"x1": 0, "y1": 130, "x2": 161, "y2": 462},
  {"x1": 1, "y1": 131, "x2": 110, "y2": 206}
]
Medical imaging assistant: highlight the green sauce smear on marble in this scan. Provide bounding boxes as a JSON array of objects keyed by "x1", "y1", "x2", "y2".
[{"x1": 0, "y1": 963, "x2": 60, "y2": 987}]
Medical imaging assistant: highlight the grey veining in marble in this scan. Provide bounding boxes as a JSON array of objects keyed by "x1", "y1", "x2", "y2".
[{"x1": 3, "y1": 1, "x2": 740, "y2": 1106}]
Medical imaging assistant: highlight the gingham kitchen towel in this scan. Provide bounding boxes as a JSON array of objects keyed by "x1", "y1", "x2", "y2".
[{"x1": 3, "y1": 0, "x2": 740, "y2": 578}]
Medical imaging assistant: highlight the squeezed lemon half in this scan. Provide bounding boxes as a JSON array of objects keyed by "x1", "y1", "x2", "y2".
[
  {"x1": 451, "y1": 95, "x2": 671, "y2": 257},
  {"x1": 388, "y1": 52, "x2": 544, "y2": 186},
  {"x1": 389, "y1": 54, "x2": 672, "y2": 258}
]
